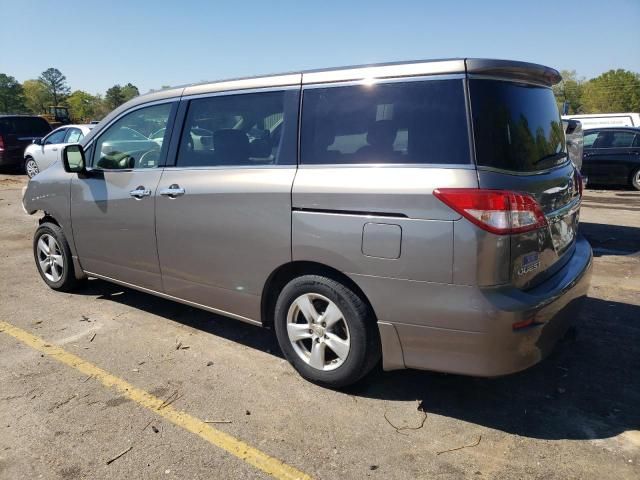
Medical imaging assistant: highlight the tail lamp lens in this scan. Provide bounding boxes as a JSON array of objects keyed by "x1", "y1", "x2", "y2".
[{"x1": 433, "y1": 188, "x2": 548, "y2": 235}]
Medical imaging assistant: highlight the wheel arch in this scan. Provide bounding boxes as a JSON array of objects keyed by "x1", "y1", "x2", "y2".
[
  {"x1": 39, "y1": 213, "x2": 61, "y2": 227},
  {"x1": 260, "y1": 261, "x2": 377, "y2": 329}
]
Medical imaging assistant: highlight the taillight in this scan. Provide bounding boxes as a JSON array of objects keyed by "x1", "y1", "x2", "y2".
[
  {"x1": 0, "y1": 135, "x2": 4, "y2": 151},
  {"x1": 433, "y1": 188, "x2": 548, "y2": 235}
]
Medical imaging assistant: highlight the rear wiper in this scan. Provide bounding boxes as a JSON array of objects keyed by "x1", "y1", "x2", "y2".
[{"x1": 533, "y1": 151, "x2": 567, "y2": 165}]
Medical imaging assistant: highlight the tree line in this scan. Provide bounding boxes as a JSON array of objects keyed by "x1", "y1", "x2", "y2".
[
  {"x1": 1, "y1": 66, "x2": 639, "y2": 123},
  {"x1": 0, "y1": 67, "x2": 142, "y2": 122},
  {"x1": 552, "y1": 69, "x2": 640, "y2": 114}
]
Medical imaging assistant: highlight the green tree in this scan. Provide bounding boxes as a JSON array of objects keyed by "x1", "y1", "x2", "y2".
[
  {"x1": 581, "y1": 69, "x2": 640, "y2": 113},
  {"x1": 39, "y1": 68, "x2": 70, "y2": 105},
  {"x1": 105, "y1": 84, "x2": 125, "y2": 110},
  {"x1": 553, "y1": 70, "x2": 584, "y2": 114},
  {"x1": 121, "y1": 83, "x2": 140, "y2": 102},
  {"x1": 66, "y1": 90, "x2": 103, "y2": 122},
  {"x1": 0, "y1": 74, "x2": 26, "y2": 113},
  {"x1": 22, "y1": 79, "x2": 52, "y2": 114}
]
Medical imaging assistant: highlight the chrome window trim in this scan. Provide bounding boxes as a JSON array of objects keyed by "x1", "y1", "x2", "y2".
[
  {"x1": 161, "y1": 164, "x2": 296, "y2": 171},
  {"x1": 181, "y1": 84, "x2": 301, "y2": 101},
  {"x1": 182, "y1": 73, "x2": 301, "y2": 97},
  {"x1": 298, "y1": 163, "x2": 476, "y2": 170},
  {"x1": 301, "y1": 73, "x2": 465, "y2": 90},
  {"x1": 301, "y1": 59, "x2": 465, "y2": 84},
  {"x1": 476, "y1": 161, "x2": 573, "y2": 176}
]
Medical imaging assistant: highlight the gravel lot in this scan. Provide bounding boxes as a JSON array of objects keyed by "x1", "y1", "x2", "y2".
[{"x1": 0, "y1": 174, "x2": 638, "y2": 480}]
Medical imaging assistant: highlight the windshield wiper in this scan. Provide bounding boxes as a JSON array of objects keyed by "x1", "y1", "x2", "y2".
[{"x1": 533, "y1": 151, "x2": 567, "y2": 165}]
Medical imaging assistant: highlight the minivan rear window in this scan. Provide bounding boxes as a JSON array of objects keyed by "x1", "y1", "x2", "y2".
[
  {"x1": 300, "y1": 79, "x2": 471, "y2": 165},
  {"x1": 470, "y1": 80, "x2": 566, "y2": 172},
  {"x1": 0, "y1": 116, "x2": 51, "y2": 136}
]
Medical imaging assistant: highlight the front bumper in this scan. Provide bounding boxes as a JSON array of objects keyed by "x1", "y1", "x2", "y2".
[{"x1": 367, "y1": 236, "x2": 593, "y2": 376}]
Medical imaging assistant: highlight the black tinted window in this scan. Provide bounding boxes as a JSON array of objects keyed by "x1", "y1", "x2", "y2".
[
  {"x1": 176, "y1": 90, "x2": 298, "y2": 167},
  {"x1": 470, "y1": 80, "x2": 566, "y2": 172},
  {"x1": 595, "y1": 131, "x2": 635, "y2": 148},
  {"x1": 300, "y1": 79, "x2": 470, "y2": 165},
  {"x1": 0, "y1": 117, "x2": 51, "y2": 136}
]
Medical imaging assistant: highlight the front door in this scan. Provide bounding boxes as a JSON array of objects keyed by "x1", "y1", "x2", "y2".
[
  {"x1": 582, "y1": 130, "x2": 633, "y2": 184},
  {"x1": 71, "y1": 102, "x2": 176, "y2": 291},
  {"x1": 33, "y1": 128, "x2": 67, "y2": 169},
  {"x1": 155, "y1": 89, "x2": 299, "y2": 321}
]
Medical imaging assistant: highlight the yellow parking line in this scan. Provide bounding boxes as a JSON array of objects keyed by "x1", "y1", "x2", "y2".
[{"x1": 0, "y1": 321, "x2": 312, "y2": 480}]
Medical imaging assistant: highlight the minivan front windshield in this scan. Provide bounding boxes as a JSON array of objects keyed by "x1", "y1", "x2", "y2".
[{"x1": 470, "y1": 79, "x2": 566, "y2": 172}]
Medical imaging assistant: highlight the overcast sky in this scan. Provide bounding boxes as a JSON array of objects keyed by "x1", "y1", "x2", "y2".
[{"x1": 1, "y1": 0, "x2": 639, "y2": 95}]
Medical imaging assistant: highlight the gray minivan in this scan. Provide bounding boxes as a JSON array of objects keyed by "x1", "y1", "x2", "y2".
[{"x1": 23, "y1": 58, "x2": 592, "y2": 388}]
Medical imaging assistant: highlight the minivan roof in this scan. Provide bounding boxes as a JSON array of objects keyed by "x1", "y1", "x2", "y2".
[{"x1": 84, "y1": 58, "x2": 560, "y2": 146}]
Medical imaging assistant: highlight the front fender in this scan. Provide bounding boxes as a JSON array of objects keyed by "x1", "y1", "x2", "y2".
[{"x1": 22, "y1": 162, "x2": 77, "y2": 257}]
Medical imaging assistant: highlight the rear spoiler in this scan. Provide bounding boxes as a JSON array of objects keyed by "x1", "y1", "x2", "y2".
[{"x1": 465, "y1": 59, "x2": 562, "y2": 87}]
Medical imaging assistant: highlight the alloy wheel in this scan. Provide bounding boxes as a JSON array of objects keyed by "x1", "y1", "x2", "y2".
[
  {"x1": 286, "y1": 293, "x2": 351, "y2": 371},
  {"x1": 37, "y1": 233, "x2": 64, "y2": 282},
  {"x1": 25, "y1": 159, "x2": 39, "y2": 178}
]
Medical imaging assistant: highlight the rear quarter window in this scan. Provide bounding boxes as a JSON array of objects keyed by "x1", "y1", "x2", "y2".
[{"x1": 300, "y1": 79, "x2": 471, "y2": 165}]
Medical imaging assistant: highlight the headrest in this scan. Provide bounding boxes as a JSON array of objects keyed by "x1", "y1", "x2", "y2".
[
  {"x1": 314, "y1": 121, "x2": 337, "y2": 150},
  {"x1": 213, "y1": 129, "x2": 250, "y2": 163},
  {"x1": 250, "y1": 130, "x2": 273, "y2": 158},
  {"x1": 366, "y1": 120, "x2": 398, "y2": 149}
]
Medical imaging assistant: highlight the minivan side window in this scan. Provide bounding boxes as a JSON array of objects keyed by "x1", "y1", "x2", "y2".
[
  {"x1": 176, "y1": 90, "x2": 298, "y2": 167},
  {"x1": 92, "y1": 103, "x2": 173, "y2": 170},
  {"x1": 300, "y1": 79, "x2": 471, "y2": 165}
]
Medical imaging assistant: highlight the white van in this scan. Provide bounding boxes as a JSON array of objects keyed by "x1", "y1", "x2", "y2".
[{"x1": 562, "y1": 113, "x2": 640, "y2": 129}]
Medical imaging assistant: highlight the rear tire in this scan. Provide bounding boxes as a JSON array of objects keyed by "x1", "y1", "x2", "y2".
[
  {"x1": 33, "y1": 222, "x2": 83, "y2": 292},
  {"x1": 631, "y1": 168, "x2": 640, "y2": 191},
  {"x1": 274, "y1": 274, "x2": 381, "y2": 388},
  {"x1": 25, "y1": 157, "x2": 39, "y2": 178}
]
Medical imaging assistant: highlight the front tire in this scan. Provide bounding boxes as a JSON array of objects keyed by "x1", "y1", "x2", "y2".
[
  {"x1": 631, "y1": 168, "x2": 640, "y2": 191},
  {"x1": 33, "y1": 222, "x2": 82, "y2": 292},
  {"x1": 25, "y1": 157, "x2": 39, "y2": 178},
  {"x1": 274, "y1": 275, "x2": 381, "y2": 388}
]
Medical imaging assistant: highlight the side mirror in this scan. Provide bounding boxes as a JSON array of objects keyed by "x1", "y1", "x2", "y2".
[
  {"x1": 62, "y1": 144, "x2": 86, "y2": 174},
  {"x1": 565, "y1": 119, "x2": 580, "y2": 135},
  {"x1": 32, "y1": 138, "x2": 42, "y2": 145}
]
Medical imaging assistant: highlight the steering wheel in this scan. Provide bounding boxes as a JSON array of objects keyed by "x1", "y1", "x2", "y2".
[{"x1": 138, "y1": 149, "x2": 161, "y2": 168}]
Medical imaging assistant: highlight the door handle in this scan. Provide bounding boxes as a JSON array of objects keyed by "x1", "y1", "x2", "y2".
[
  {"x1": 159, "y1": 184, "x2": 185, "y2": 198},
  {"x1": 129, "y1": 186, "x2": 152, "y2": 199},
  {"x1": 52, "y1": 148, "x2": 58, "y2": 151}
]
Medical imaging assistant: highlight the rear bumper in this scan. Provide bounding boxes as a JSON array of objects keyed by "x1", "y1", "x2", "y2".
[
  {"x1": 364, "y1": 236, "x2": 593, "y2": 376},
  {"x1": 0, "y1": 150, "x2": 24, "y2": 167}
]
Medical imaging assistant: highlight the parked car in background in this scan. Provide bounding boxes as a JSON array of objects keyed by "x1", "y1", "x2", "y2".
[
  {"x1": 0, "y1": 115, "x2": 52, "y2": 172},
  {"x1": 563, "y1": 118, "x2": 584, "y2": 171},
  {"x1": 582, "y1": 127, "x2": 640, "y2": 190},
  {"x1": 563, "y1": 113, "x2": 640, "y2": 130},
  {"x1": 23, "y1": 58, "x2": 592, "y2": 388},
  {"x1": 23, "y1": 124, "x2": 95, "y2": 178}
]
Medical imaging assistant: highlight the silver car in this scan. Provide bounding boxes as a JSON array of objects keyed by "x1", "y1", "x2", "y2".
[
  {"x1": 22, "y1": 59, "x2": 592, "y2": 388},
  {"x1": 23, "y1": 124, "x2": 95, "y2": 178}
]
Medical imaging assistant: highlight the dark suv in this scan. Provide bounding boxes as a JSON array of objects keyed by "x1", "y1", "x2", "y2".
[
  {"x1": 0, "y1": 115, "x2": 52, "y2": 171},
  {"x1": 582, "y1": 127, "x2": 640, "y2": 190}
]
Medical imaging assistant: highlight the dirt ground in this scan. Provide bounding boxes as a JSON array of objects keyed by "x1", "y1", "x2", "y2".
[{"x1": 0, "y1": 174, "x2": 638, "y2": 480}]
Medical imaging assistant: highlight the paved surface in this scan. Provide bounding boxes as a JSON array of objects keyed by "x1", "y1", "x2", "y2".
[{"x1": 0, "y1": 173, "x2": 638, "y2": 480}]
